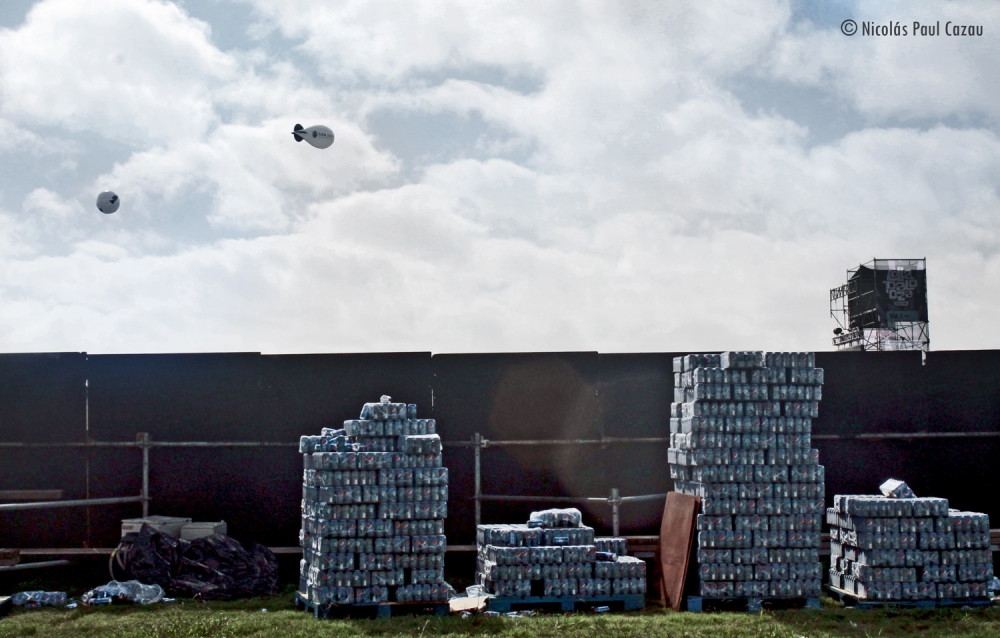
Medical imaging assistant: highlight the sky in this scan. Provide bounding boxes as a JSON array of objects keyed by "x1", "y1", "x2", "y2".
[{"x1": 0, "y1": 0, "x2": 997, "y2": 355}]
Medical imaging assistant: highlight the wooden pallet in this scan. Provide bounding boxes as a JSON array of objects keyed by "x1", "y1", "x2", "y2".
[
  {"x1": 825, "y1": 585, "x2": 993, "y2": 610},
  {"x1": 686, "y1": 595, "x2": 821, "y2": 613},
  {"x1": 485, "y1": 593, "x2": 645, "y2": 613},
  {"x1": 294, "y1": 591, "x2": 449, "y2": 619}
]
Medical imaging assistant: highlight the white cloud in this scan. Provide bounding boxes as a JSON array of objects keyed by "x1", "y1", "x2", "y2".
[
  {"x1": 0, "y1": 0, "x2": 997, "y2": 355},
  {"x1": 0, "y1": 0, "x2": 236, "y2": 144},
  {"x1": 767, "y1": 1, "x2": 1000, "y2": 121}
]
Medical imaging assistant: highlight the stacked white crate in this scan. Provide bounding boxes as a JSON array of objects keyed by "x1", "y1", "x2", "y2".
[
  {"x1": 669, "y1": 351, "x2": 826, "y2": 599},
  {"x1": 828, "y1": 495, "x2": 993, "y2": 601},
  {"x1": 298, "y1": 399, "x2": 450, "y2": 606}
]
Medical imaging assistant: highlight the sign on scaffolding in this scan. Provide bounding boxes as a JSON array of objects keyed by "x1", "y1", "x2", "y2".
[{"x1": 830, "y1": 258, "x2": 929, "y2": 353}]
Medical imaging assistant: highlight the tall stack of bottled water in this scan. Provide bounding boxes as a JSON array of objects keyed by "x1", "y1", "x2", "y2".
[
  {"x1": 298, "y1": 396, "x2": 450, "y2": 605},
  {"x1": 474, "y1": 508, "x2": 646, "y2": 599},
  {"x1": 828, "y1": 488, "x2": 993, "y2": 600},
  {"x1": 669, "y1": 352, "x2": 826, "y2": 599}
]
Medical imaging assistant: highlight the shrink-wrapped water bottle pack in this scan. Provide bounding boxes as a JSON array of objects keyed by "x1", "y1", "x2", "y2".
[
  {"x1": 828, "y1": 481, "x2": 993, "y2": 601},
  {"x1": 299, "y1": 396, "x2": 450, "y2": 605},
  {"x1": 669, "y1": 352, "x2": 825, "y2": 598},
  {"x1": 474, "y1": 508, "x2": 646, "y2": 599}
]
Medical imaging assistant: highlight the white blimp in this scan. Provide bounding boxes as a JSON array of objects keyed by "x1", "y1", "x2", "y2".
[
  {"x1": 96, "y1": 191, "x2": 120, "y2": 214},
  {"x1": 292, "y1": 123, "x2": 334, "y2": 149}
]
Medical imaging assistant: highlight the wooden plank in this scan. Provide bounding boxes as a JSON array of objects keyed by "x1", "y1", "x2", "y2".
[
  {"x1": 449, "y1": 596, "x2": 488, "y2": 613},
  {"x1": 657, "y1": 492, "x2": 700, "y2": 611},
  {"x1": 0, "y1": 490, "x2": 63, "y2": 501}
]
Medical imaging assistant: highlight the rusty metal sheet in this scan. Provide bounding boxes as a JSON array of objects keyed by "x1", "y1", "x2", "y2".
[{"x1": 657, "y1": 491, "x2": 699, "y2": 610}]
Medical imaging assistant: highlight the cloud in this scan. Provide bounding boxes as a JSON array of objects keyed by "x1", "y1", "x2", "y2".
[
  {"x1": 0, "y1": 0, "x2": 997, "y2": 355},
  {"x1": 0, "y1": 0, "x2": 240, "y2": 145},
  {"x1": 767, "y1": 1, "x2": 1000, "y2": 121}
]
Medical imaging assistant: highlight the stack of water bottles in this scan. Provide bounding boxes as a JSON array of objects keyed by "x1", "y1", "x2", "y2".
[
  {"x1": 828, "y1": 480, "x2": 993, "y2": 601},
  {"x1": 298, "y1": 396, "x2": 450, "y2": 605},
  {"x1": 668, "y1": 352, "x2": 826, "y2": 599},
  {"x1": 475, "y1": 508, "x2": 646, "y2": 599}
]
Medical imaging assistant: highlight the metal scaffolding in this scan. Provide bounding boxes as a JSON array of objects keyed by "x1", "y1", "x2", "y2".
[
  {"x1": 831, "y1": 258, "x2": 929, "y2": 353},
  {"x1": 2, "y1": 429, "x2": 998, "y2": 557}
]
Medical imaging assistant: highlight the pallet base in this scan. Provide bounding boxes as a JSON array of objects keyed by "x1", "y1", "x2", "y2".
[
  {"x1": 485, "y1": 593, "x2": 645, "y2": 613},
  {"x1": 686, "y1": 595, "x2": 820, "y2": 613},
  {"x1": 825, "y1": 585, "x2": 993, "y2": 610},
  {"x1": 294, "y1": 591, "x2": 449, "y2": 619}
]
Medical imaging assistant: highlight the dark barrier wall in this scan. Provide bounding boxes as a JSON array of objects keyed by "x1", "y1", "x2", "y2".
[
  {"x1": 594, "y1": 353, "x2": 679, "y2": 534},
  {"x1": 1, "y1": 349, "x2": 1000, "y2": 548},
  {"x1": 84, "y1": 352, "x2": 431, "y2": 547},
  {"x1": 0, "y1": 353, "x2": 88, "y2": 547},
  {"x1": 431, "y1": 353, "x2": 601, "y2": 543}
]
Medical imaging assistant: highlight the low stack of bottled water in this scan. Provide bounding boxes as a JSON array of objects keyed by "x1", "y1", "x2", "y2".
[
  {"x1": 299, "y1": 396, "x2": 450, "y2": 605},
  {"x1": 828, "y1": 489, "x2": 993, "y2": 600},
  {"x1": 475, "y1": 509, "x2": 646, "y2": 599},
  {"x1": 668, "y1": 352, "x2": 826, "y2": 599}
]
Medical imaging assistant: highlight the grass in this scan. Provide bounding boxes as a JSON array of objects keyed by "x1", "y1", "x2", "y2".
[{"x1": 2, "y1": 592, "x2": 1000, "y2": 638}]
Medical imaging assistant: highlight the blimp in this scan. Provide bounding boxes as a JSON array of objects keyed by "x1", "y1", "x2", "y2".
[{"x1": 292, "y1": 124, "x2": 334, "y2": 149}]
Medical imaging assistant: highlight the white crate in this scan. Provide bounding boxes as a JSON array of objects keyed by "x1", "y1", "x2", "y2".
[
  {"x1": 180, "y1": 521, "x2": 228, "y2": 540},
  {"x1": 121, "y1": 516, "x2": 191, "y2": 539}
]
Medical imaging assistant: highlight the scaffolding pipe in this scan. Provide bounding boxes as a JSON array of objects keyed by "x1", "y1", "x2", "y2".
[
  {"x1": 610, "y1": 488, "x2": 620, "y2": 537},
  {"x1": 140, "y1": 432, "x2": 150, "y2": 518},
  {"x1": 473, "y1": 433, "x2": 481, "y2": 527},
  {"x1": 0, "y1": 496, "x2": 145, "y2": 512},
  {"x1": 477, "y1": 494, "x2": 610, "y2": 504},
  {"x1": 0, "y1": 433, "x2": 997, "y2": 450},
  {"x1": 0, "y1": 560, "x2": 71, "y2": 572},
  {"x1": 619, "y1": 493, "x2": 667, "y2": 503},
  {"x1": 0, "y1": 441, "x2": 299, "y2": 448}
]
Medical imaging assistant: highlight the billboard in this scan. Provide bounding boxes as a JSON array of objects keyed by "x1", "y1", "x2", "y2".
[
  {"x1": 874, "y1": 266, "x2": 928, "y2": 326},
  {"x1": 847, "y1": 259, "x2": 927, "y2": 330}
]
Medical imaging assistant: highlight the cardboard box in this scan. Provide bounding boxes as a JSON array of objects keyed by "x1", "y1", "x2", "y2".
[
  {"x1": 121, "y1": 516, "x2": 191, "y2": 539},
  {"x1": 180, "y1": 521, "x2": 227, "y2": 540}
]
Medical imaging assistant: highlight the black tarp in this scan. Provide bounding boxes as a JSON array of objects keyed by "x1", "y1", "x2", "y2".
[{"x1": 119, "y1": 524, "x2": 278, "y2": 600}]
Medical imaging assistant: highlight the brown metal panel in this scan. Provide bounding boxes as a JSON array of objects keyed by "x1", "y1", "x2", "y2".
[{"x1": 657, "y1": 491, "x2": 699, "y2": 611}]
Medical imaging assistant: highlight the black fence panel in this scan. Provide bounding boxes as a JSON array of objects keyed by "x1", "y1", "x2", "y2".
[
  {"x1": 0, "y1": 353, "x2": 87, "y2": 547},
  {"x1": 813, "y1": 350, "x2": 926, "y2": 436},
  {"x1": 597, "y1": 353, "x2": 676, "y2": 439},
  {"x1": 431, "y1": 353, "x2": 601, "y2": 542},
  {"x1": 0, "y1": 352, "x2": 86, "y2": 442},
  {"x1": 3, "y1": 348, "x2": 1000, "y2": 549},
  {"x1": 258, "y1": 352, "x2": 432, "y2": 440},
  {"x1": 924, "y1": 350, "x2": 1000, "y2": 433},
  {"x1": 87, "y1": 353, "x2": 263, "y2": 442}
]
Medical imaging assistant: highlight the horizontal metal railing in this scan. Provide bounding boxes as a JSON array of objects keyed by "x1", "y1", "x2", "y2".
[
  {"x1": 0, "y1": 496, "x2": 145, "y2": 512},
  {"x1": 2, "y1": 428, "x2": 998, "y2": 562}
]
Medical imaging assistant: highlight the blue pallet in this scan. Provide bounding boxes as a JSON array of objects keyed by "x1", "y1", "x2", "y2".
[
  {"x1": 825, "y1": 585, "x2": 993, "y2": 610},
  {"x1": 295, "y1": 591, "x2": 449, "y2": 619},
  {"x1": 686, "y1": 595, "x2": 820, "y2": 613},
  {"x1": 485, "y1": 593, "x2": 645, "y2": 613}
]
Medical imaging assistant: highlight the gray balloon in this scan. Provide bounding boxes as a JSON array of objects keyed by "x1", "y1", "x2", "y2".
[{"x1": 96, "y1": 191, "x2": 120, "y2": 214}]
